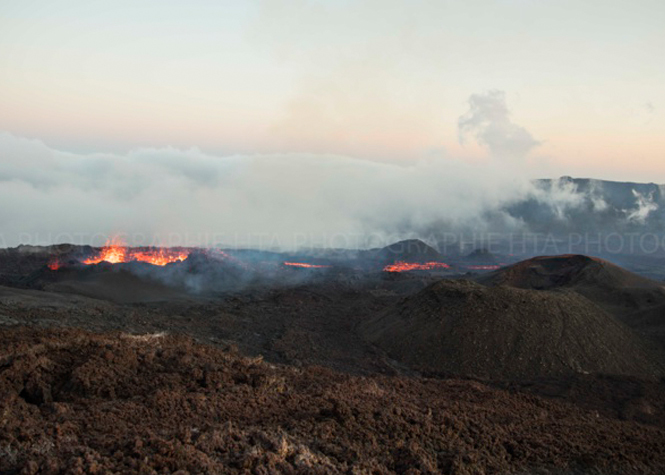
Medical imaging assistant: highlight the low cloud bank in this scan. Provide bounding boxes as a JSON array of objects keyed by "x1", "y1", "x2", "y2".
[{"x1": 0, "y1": 91, "x2": 659, "y2": 249}]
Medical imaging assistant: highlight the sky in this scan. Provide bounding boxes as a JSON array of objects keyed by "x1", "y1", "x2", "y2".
[
  {"x1": 1, "y1": 0, "x2": 663, "y2": 179},
  {"x1": 0, "y1": 0, "x2": 664, "y2": 246}
]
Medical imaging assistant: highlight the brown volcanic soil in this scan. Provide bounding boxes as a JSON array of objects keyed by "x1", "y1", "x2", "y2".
[
  {"x1": 477, "y1": 254, "x2": 665, "y2": 321},
  {"x1": 360, "y1": 279, "x2": 665, "y2": 380},
  {"x1": 2, "y1": 326, "x2": 665, "y2": 475},
  {"x1": 0, "y1": 277, "x2": 428, "y2": 376},
  {"x1": 43, "y1": 268, "x2": 192, "y2": 304}
]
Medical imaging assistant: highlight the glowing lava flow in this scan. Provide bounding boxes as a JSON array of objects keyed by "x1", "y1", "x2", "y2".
[
  {"x1": 383, "y1": 261, "x2": 451, "y2": 272},
  {"x1": 82, "y1": 239, "x2": 189, "y2": 266},
  {"x1": 283, "y1": 262, "x2": 330, "y2": 269},
  {"x1": 47, "y1": 260, "x2": 61, "y2": 271},
  {"x1": 131, "y1": 249, "x2": 189, "y2": 266},
  {"x1": 82, "y1": 239, "x2": 127, "y2": 264}
]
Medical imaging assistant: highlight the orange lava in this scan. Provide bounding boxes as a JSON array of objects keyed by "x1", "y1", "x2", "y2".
[
  {"x1": 82, "y1": 239, "x2": 127, "y2": 265},
  {"x1": 47, "y1": 260, "x2": 61, "y2": 271},
  {"x1": 83, "y1": 238, "x2": 188, "y2": 266},
  {"x1": 383, "y1": 261, "x2": 451, "y2": 272},
  {"x1": 132, "y1": 249, "x2": 189, "y2": 266},
  {"x1": 283, "y1": 262, "x2": 330, "y2": 269}
]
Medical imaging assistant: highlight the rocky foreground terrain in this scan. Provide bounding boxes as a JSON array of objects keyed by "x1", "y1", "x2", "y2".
[
  {"x1": 1, "y1": 245, "x2": 665, "y2": 473},
  {"x1": 2, "y1": 327, "x2": 665, "y2": 474}
]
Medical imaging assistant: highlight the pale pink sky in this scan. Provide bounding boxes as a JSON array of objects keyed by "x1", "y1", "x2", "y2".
[{"x1": 1, "y1": 0, "x2": 664, "y2": 182}]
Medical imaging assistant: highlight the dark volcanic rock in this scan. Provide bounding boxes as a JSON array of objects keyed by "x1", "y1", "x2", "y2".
[
  {"x1": 477, "y1": 254, "x2": 658, "y2": 291},
  {"x1": 506, "y1": 176, "x2": 665, "y2": 233},
  {"x1": 372, "y1": 239, "x2": 442, "y2": 264},
  {"x1": 1, "y1": 327, "x2": 665, "y2": 474},
  {"x1": 476, "y1": 254, "x2": 665, "y2": 323},
  {"x1": 360, "y1": 279, "x2": 664, "y2": 380},
  {"x1": 465, "y1": 248, "x2": 499, "y2": 264}
]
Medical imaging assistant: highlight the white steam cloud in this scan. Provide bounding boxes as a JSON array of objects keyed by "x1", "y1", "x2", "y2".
[
  {"x1": 0, "y1": 135, "x2": 531, "y2": 248},
  {"x1": 626, "y1": 190, "x2": 659, "y2": 224},
  {"x1": 530, "y1": 178, "x2": 585, "y2": 221},
  {"x1": 2, "y1": 91, "x2": 648, "y2": 249},
  {"x1": 458, "y1": 90, "x2": 541, "y2": 161}
]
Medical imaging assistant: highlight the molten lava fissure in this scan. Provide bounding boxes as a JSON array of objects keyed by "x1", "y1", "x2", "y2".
[
  {"x1": 383, "y1": 261, "x2": 451, "y2": 272},
  {"x1": 283, "y1": 262, "x2": 331, "y2": 269},
  {"x1": 82, "y1": 239, "x2": 189, "y2": 267},
  {"x1": 128, "y1": 249, "x2": 189, "y2": 266}
]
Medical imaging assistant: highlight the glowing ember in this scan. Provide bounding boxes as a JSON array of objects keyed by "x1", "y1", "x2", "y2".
[
  {"x1": 383, "y1": 261, "x2": 451, "y2": 272},
  {"x1": 82, "y1": 238, "x2": 189, "y2": 266},
  {"x1": 47, "y1": 260, "x2": 61, "y2": 271},
  {"x1": 283, "y1": 262, "x2": 330, "y2": 269}
]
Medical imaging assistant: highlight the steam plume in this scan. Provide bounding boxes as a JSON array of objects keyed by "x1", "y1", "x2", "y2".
[{"x1": 0, "y1": 91, "x2": 658, "y2": 249}]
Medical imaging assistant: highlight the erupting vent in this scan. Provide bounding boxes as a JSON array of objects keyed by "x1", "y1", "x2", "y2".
[
  {"x1": 48, "y1": 238, "x2": 189, "y2": 269},
  {"x1": 83, "y1": 239, "x2": 189, "y2": 266}
]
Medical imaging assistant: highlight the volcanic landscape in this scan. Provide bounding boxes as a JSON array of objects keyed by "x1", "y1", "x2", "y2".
[{"x1": 2, "y1": 238, "x2": 665, "y2": 474}]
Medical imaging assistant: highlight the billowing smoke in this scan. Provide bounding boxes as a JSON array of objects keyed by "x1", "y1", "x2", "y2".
[
  {"x1": 0, "y1": 135, "x2": 529, "y2": 248},
  {"x1": 458, "y1": 90, "x2": 541, "y2": 161},
  {"x1": 0, "y1": 91, "x2": 661, "y2": 250},
  {"x1": 0, "y1": 91, "x2": 538, "y2": 248}
]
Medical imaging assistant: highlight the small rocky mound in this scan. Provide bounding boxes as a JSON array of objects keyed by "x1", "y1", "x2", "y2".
[
  {"x1": 464, "y1": 248, "x2": 499, "y2": 264},
  {"x1": 2, "y1": 327, "x2": 665, "y2": 474},
  {"x1": 373, "y1": 239, "x2": 442, "y2": 264},
  {"x1": 477, "y1": 254, "x2": 654, "y2": 289},
  {"x1": 0, "y1": 244, "x2": 87, "y2": 287},
  {"x1": 476, "y1": 254, "x2": 665, "y2": 319},
  {"x1": 360, "y1": 279, "x2": 664, "y2": 380}
]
